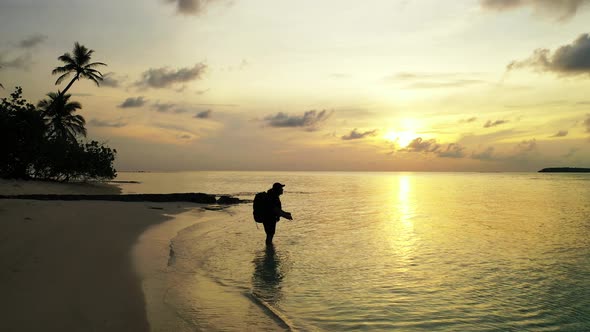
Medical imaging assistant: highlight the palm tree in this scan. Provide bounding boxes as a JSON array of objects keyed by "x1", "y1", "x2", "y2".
[
  {"x1": 52, "y1": 42, "x2": 106, "y2": 96},
  {"x1": 38, "y1": 92, "x2": 86, "y2": 142}
]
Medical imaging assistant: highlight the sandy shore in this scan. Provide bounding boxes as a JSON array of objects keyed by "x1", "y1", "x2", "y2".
[{"x1": 0, "y1": 180, "x2": 202, "y2": 331}]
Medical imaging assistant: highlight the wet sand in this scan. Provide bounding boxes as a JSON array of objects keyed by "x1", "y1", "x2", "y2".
[
  {"x1": 0, "y1": 179, "x2": 286, "y2": 331},
  {"x1": 0, "y1": 180, "x2": 193, "y2": 331}
]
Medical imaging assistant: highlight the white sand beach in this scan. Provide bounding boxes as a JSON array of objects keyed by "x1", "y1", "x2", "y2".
[
  {"x1": 0, "y1": 179, "x2": 287, "y2": 332},
  {"x1": 0, "y1": 180, "x2": 200, "y2": 331}
]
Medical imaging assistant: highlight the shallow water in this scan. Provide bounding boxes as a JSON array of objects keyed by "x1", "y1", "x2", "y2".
[{"x1": 121, "y1": 171, "x2": 590, "y2": 331}]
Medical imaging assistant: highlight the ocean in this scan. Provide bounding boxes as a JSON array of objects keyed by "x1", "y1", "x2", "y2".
[{"x1": 120, "y1": 171, "x2": 590, "y2": 331}]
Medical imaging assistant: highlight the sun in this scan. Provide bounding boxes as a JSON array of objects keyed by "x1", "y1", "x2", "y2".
[
  {"x1": 383, "y1": 130, "x2": 416, "y2": 148},
  {"x1": 382, "y1": 118, "x2": 421, "y2": 147}
]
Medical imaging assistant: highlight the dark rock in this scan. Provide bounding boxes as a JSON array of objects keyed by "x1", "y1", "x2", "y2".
[
  {"x1": 0, "y1": 193, "x2": 217, "y2": 204},
  {"x1": 217, "y1": 195, "x2": 241, "y2": 205}
]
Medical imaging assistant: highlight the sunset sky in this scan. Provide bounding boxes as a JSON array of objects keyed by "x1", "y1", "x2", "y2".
[{"x1": 1, "y1": 0, "x2": 590, "y2": 171}]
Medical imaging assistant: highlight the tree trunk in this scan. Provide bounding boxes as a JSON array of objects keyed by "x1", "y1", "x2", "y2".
[{"x1": 60, "y1": 74, "x2": 79, "y2": 96}]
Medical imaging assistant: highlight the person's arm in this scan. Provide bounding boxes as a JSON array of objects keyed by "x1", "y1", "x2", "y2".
[
  {"x1": 280, "y1": 210, "x2": 293, "y2": 220},
  {"x1": 273, "y1": 207, "x2": 293, "y2": 220}
]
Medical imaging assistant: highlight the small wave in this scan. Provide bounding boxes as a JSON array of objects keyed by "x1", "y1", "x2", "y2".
[
  {"x1": 167, "y1": 242, "x2": 175, "y2": 266},
  {"x1": 247, "y1": 291, "x2": 297, "y2": 331}
]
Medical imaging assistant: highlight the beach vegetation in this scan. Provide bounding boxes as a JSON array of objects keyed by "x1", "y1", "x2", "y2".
[
  {"x1": 0, "y1": 42, "x2": 116, "y2": 182},
  {"x1": 38, "y1": 92, "x2": 87, "y2": 143},
  {"x1": 0, "y1": 86, "x2": 116, "y2": 181},
  {"x1": 0, "y1": 87, "x2": 46, "y2": 179},
  {"x1": 52, "y1": 42, "x2": 106, "y2": 97}
]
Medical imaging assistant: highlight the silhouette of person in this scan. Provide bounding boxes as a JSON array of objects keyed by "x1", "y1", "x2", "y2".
[{"x1": 262, "y1": 182, "x2": 293, "y2": 245}]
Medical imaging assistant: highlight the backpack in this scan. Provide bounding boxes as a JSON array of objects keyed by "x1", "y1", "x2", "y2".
[{"x1": 253, "y1": 191, "x2": 271, "y2": 223}]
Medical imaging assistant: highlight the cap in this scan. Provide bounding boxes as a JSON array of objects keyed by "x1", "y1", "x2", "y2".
[{"x1": 272, "y1": 182, "x2": 285, "y2": 190}]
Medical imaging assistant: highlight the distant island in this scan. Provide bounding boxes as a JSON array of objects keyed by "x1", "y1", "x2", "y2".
[{"x1": 538, "y1": 167, "x2": 590, "y2": 173}]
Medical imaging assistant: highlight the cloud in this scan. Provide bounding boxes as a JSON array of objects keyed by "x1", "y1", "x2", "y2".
[
  {"x1": 508, "y1": 34, "x2": 590, "y2": 76},
  {"x1": 136, "y1": 63, "x2": 206, "y2": 89},
  {"x1": 585, "y1": 114, "x2": 590, "y2": 132},
  {"x1": 386, "y1": 72, "x2": 485, "y2": 89},
  {"x1": 172, "y1": 108, "x2": 190, "y2": 114},
  {"x1": 390, "y1": 72, "x2": 461, "y2": 80},
  {"x1": 329, "y1": 73, "x2": 351, "y2": 79},
  {"x1": 550, "y1": 130, "x2": 569, "y2": 137},
  {"x1": 403, "y1": 80, "x2": 484, "y2": 89},
  {"x1": 480, "y1": 0, "x2": 590, "y2": 21},
  {"x1": 89, "y1": 119, "x2": 128, "y2": 128},
  {"x1": 471, "y1": 147, "x2": 496, "y2": 160},
  {"x1": 438, "y1": 143, "x2": 467, "y2": 158},
  {"x1": 264, "y1": 110, "x2": 333, "y2": 131},
  {"x1": 178, "y1": 134, "x2": 192, "y2": 140},
  {"x1": 341, "y1": 129, "x2": 377, "y2": 140},
  {"x1": 563, "y1": 148, "x2": 579, "y2": 158},
  {"x1": 223, "y1": 59, "x2": 250, "y2": 72},
  {"x1": 460, "y1": 117, "x2": 478, "y2": 123},
  {"x1": 515, "y1": 139, "x2": 537, "y2": 153},
  {"x1": 164, "y1": 0, "x2": 225, "y2": 15},
  {"x1": 18, "y1": 34, "x2": 48, "y2": 48},
  {"x1": 151, "y1": 102, "x2": 193, "y2": 114},
  {"x1": 401, "y1": 137, "x2": 467, "y2": 158},
  {"x1": 402, "y1": 137, "x2": 441, "y2": 153},
  {"x1": 153, "y1": 122, "x2": 195, "y2": 135},
  {"x1": 484, "y1": 119, "x2": 509, "y2": 128},
  {"x1": 153, "y1": 102, "x2": 176, "y2": 113},
  {"x1": 119, "y1": 96, "x2": 147, "y2": 108},
  {"x1": 101, "y1": 72, "x2": 124, "y2": 88},
  {"x1": 0, "y1": 53, "x2": 33, "y2": 70},
  {"x1": 195, "y1": 110, "x2": 212, "y2": 119}
]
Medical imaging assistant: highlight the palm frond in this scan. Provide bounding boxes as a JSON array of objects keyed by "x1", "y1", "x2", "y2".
[
  {"x1": 64, "y1": 101, "x2": 82, "y2": 112},
  {"x1": 52, "y1": 42, "x2": 107, "y2": 94},
  {"x1": 55, "y1": 72, "x2": 71, "y2": 85},
  {"x1": 74, "y1": 43, "x2": 92, "y2": 65},
  {"x1": 84, "y1": 62, "x2": 107, "y2": 69},
  {"x1": 57, "y1": 53, "x2": 75, "y2": 65},
  {"x1": 83, "y1": 70, "x2": 104, "y2": 81},
  {"x1": 66, "y1": 115, "x2": 87, "y2": 137},
  {"x1": 52, "y1": 65, "x2": 74, "y2": 75},
  {"x1": 82, "y1": 74, "x2": 102, "y2": 86}
]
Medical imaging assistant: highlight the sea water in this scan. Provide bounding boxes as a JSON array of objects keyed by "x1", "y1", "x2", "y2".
[{"x1": 120, "y1": 171, "x2": 590, "y2": 331}]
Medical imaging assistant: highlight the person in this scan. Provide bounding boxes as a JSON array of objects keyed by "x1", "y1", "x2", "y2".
[{"x1": 262, "y1": 182, "x2": 293, "y2": 245}]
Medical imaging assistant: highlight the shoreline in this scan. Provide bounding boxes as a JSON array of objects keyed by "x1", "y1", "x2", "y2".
[
  {"x1": 133, "y1": 208, "x2": 225, "y2": 331},
  {"x1": 0, "y1": 199, "x2": 194, "y2": 331},
  {"x1": 134, "y1": 206, "x2": 290, "y2": 331},
  {"x1": 0, "y1": 179, "x2": 286, "y2": 331},
  {"x1": 0, "y1": 179, "x2": 213, "y2": 331}
]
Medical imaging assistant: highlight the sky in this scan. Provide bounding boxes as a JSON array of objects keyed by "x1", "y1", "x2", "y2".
[{"x1": 1, "y1": 0, "x2": 590, "y2": 172}]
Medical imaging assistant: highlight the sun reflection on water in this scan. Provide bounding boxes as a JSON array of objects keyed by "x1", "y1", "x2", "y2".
[
  {"x1": 386, "y1": 175, "x2": 418, "y2": 273},
  {"x1": 397, "y1": 175, "x2": 414, "y2": 228}
]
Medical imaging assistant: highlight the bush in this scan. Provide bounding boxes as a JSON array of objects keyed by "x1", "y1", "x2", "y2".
[
  {"x1": 1, "y1": 87, "x2": 117, "y2": 181},
  {"x1": 34, "y1": 139, "x2": 117, "y2": 181},
  {"x1": 0, "y1": 87, "x2": 46, "y2": 179}
]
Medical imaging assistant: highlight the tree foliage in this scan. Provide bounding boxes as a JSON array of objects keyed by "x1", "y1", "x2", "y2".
[
  {"x1": 1, "y1": 43, "x2": 114, "y2": 182},
  {"x1": 52, "y1": 42, "x2": 106, "y2": 96},
  {"x1": 0, "y1": 87, "x2": 45, "y2": 179},
  {"x1": 38, "y1": 92, "x2": 87, "y2": 142},
  {"x1": 1, "y1": 87, "x2": 116, "y2": 181}
]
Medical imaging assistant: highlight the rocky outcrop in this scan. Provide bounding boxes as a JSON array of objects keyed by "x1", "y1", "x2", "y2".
[
  {"x1": 0, "y1": 193, "x2": 217, "y2": 203},
  {"x1": 217, "y1": 195, "x2": 241, "y2": 205},
  {"x1": 538, "y1": 167, "x2": 590, "y2": 173}
]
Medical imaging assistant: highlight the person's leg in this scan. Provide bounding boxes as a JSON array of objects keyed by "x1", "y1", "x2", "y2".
[{"x1": 263, "y1": 221, "x2": 276, "y2": 245}]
